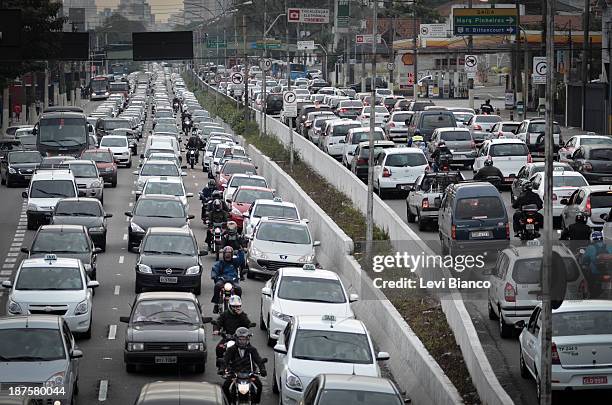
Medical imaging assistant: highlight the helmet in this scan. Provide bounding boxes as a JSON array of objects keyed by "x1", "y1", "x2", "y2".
[
  {"x1": 575, "y1": 212, "x2": 587, "y2": 224},
  {"x1": 484, "y1": 159, "x2": 493, "y2": 167},
  {"x1": 229, "y1": 295, "x2": 242, "y2": 314},
  {"x1": 222, "y1": 246, "x2": 234, "y2": 261},
  {"x1": 208, "y1": 179, "x2": 217, "y2": 189},
  {"x1": 227, "y1": 221, "x2": 238, "y2": 235},
  {"x1": 212, "y1": 190, "x2": 223, "y2": 199},
  {"x1": 234, "y1": 327, "x2": 251, "y2": 348},
  {"x1": 486, "y1": 99, "x2": 491, "y2": 104},
  {"x1": 213, "y1": 200, "x2": 222, "y2": 211},
  {"x1": 438, "y1": 141, "x2": 446, "y2": 147},
  {"x1": 522, "y1": 182, "x2": 533, "y2": 192},
  {"x1": 591, "y1": 231, "x2": 604, "y2": 241}
]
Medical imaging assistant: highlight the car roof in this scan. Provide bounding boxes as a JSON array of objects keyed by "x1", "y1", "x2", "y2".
[
  {"x1": 436, "y1": 127, "x2": 470, "y2": 132},
  {"x1": 356, "y1": 140, "x2": 395, "y2": 147},
  {"x1": 145, "y1": 176, "x2": 183, "y2": 184},
  {"x1": 67, "y1": 159, "x2": 97, "y2": 165},
  {"x1": 383, "y1": 147, "x2": 425, "y2": 155},
  {"x1": 21, "y1": 256, "x2": 82, "y2": 268},
  {"x1": 137, "y1": 381, "x2": 224, "y2": 404},
  {"x1": 486, "y1": 138, "x2": 525, "y2": 144},
  {"x1": 136, "y1": 291, "x2": 197, "y2": 301},
  {"x1": 234, "y1": 186, "x2": 272, "y2": 192},
  {"x1": 320, "y1": 375, "x2": 396, "y2": 394},
  {"x1": 552, "y1": 299, "x2": 612, "y2": 313},
  {"x1": 31, "y1": 170, "x2": 75, "y2": 181},
  {"x1": 147, "y1": 226, "x2": 193, "y2": 236},
  {"x1": 230, "y1": 173, "x2": 265, "y2": 180},
  {"x1": 143, "y1": 160, "x2": 178, "y2": 166},
  {"x1": 55, "y1": 197, "x2": 101, "y2": 205},
  {"x1": 138, "y1": 194, "x2": 182, "y2": 202},
  {"x1": 502, "y1": 244, "x2": 575, "y2": 260},
  {"x1": 101, "y1": 135, "x2": 127, "y2": 139},
  {"x1": 452, "y1": 182, "x2": 500, "y2": 196},
  {"x1": 280, "y1": 266, "x2": 341, "y2": 280},
  {"x1": 254, "y1": 199, "x2": 297, "y2": 208},
  {"x1": 0, "y1": 315, "x2": 61, "y2": 329},
  {"x1": 39, "y1": 224, "x2": 86, "y2": 233},
  {"x1": 296, "y1": 316, "x2": 366, "y2": 334}
]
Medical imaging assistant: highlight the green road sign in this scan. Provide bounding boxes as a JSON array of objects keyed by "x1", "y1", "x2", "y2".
[
  {"x1": 454, "y1": 16, "x2": 517, "y2": 26},
  {"x1": 453, "y1": 8, "x2": 518, "y2": 36},
  {"x1": 207, "y1": 39, "x2": 227, "y2": 48}
]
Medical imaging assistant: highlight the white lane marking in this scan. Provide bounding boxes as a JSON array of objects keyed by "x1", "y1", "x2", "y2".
[
  {"x1": 2, "y1": 264, "x2": 14, "y2": 269},
  {"x1": 195, "y1": 183, "x2": 198, "y2": 187},
  {"x1": 16, "y1": 226, "x2": 26, "y2": 230},
  {"x1": 125, "y1": 216, "x2": 129, "y2": 222},
  {"x1": 123, "y1": 234, "x2": 127, "y2": 241},
  {"x1": 4, "y1": 258, "x2": 16, "y2": 263},
  {"x1": 129, "y1": 202, "x2": 133, "y2": 207},
  {"x1": 0, "y1": 277, "x2": 8, "y2": 281},
  {"x1": 114, "y1": 285, "x2": 120, "y2": 295},
  {"x1": 119, "y1": 255, "x2": 124, "y2": 264},
  {"x1": 108, "y1": 325, "x2": 117, "y2": 340},
  {"x1": 0, "y1": 270, "x2": 12, "y2": 276},
  {"x1": 7, "y1": 252, "x2": 18, "y2": 257},
  {"x1": 131, "y1": 190, "x2": 135, "y2": 195},
  {"x1": 0, "y1": 291, "x2": 4, "y2": 297},
  {"x1": 9, "y1": 247, "x2": 20, "y2": 252},
  {"x1": 10, "y1": 243, "x2": 21, "y2": 247},
  {"x1": 98, "y1": 380, "x2": 109, "y2": 401},
  {"x1": 15, "y1": 230, "x2": 25, "y2": 235},
  {"x1": 12, "y1": 238, "x2": 23, "y2": 243}
]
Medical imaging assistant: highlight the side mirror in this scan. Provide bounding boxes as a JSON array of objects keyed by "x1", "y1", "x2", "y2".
[
  {"x1": 198, "y1": 249, "x2": 208, "y2": 256},
  {"x1": 559, "y1": 198, "x2": 569, "y2": 205},
  {"x1": 181, "y1": 165, "x2": 188, "y2": 169},
  {"x1": 202, "y1": 316, "x2": 213, "y2": 324},
  {"x1": 93, "y1": 247, "x2": 103, "y2": 254},
  {"x1": 20, "y1": 247, "x2": 29, "y2": 254},
  {"x1": 186, "y1": 193, "x2": 194, "y2": 198},
  {"x1": 124, "y1": 211, "x2": 133, "y2": 217},
  {"x1": 1, "y1": 280, "x2": 13, "y2": 288},
  {"x1": 119, "y1": 316, "x2": 130, "y2": 323},
  {"x1": 273, "y1": 343, "x2": 287, "y2": 354},
  {"x1": 132, "y1": 170, "x2": 139, "y2": 175},
  {"x1": 188, "y1": 214, "x2": 195, "y2": 220},
  {"x1": 261, "y1": 287, "x2": 272, "y2": 297},
  {"x1": 87, "y1": 280, "x2": 100, "y2": 288},
  {"x1": 376, "y1": 352, "x2": 390, "y2": 361},
  {"x1": 349, "y1": 293, "x2": 359, "y2": 303},
  {"x1": 313, "y1": 241, "x2": 321, "y2": 247},
  {"x1": 104, "y1": 213, "x2": 113, "y2": 218},
  {"x1": 22, "y1": 191, "x2": 28, "y2": 198},
  {"x1": 515, "y1": 320, "x2": 526, "y2": 329},
  {"x1": 70, "y1": 349, "x2": 83, "y2": 359}
]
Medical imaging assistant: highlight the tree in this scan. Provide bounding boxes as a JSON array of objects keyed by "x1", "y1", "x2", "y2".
[
  {"x1": 0, "y1": 0, "x2": 65, "y2": 91},
  {"x1": 95, "y1": 13, "x2": 146, "y2": 45},
  {"x1": 384, "y1": 0, "x2": 444, "y2": 23}
]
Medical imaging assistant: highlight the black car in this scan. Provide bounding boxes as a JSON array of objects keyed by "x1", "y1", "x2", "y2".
[
  {"x1": 120, "y1": 292, "x2": 212, "y2": 373},
  {"x1": 21, "y1": 224, "x2": 101, "y2": 279},
  {"x1": 265, "y1": 93, "x2": 284, "y2": 115},
  {"x1": 349, "y1": 77, "x2": 387, "y2": 92},
  {"x1": 134, "y1": 381, "x2": 223, "y2": 405},
  {"x1": 0, "y1": 151, "x2": 42, "y2": 187},
  {"x1": 51, "y1": 198, "x2": 112, "y2": 251},
  {"x1": 407, "y1": 100, "x2": 436, "y2": 111},
  {"x1": 134, "y1": 227, "x2": 207, "y2": 294},
  {"x1": 568, "y1": 145, "x2": 612, "y2": 185},
  {"x1": 95, "y1": 117, "x2": 134, "y2": 137},
  {"x1": 406, "y1": 110, "x2": 457, "y2": 142},
  {"x1": 126, "y1": 195, "x2": 194, "y2": 251}
]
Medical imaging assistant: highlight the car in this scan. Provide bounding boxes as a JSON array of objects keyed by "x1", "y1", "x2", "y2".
[
  {"x1": 560, "y1": 185, "x2": 612, "y2": 230},
  {"x1": 382, "y1": 95, "x2": 404, "y2": 112},
  {"x1": 510, "y1": 162, "x2": 574, "y2": 203},
  {"x1": 558, "y1": 135, "x2": 612, "y2": 162},
  {"x1": 0, "y1": 139, "x2": 23, "y2": 162},
  {"x1": 429, "y1": 127, "x2": 476, "y2": 167},
  {"x1": 134, "y1": 160, "x2": 186, "y2": 193},
  {"x1": 126, "y1": 195, "x2": 194, "y2": 251},
  {"x1": 438, "y1": 182, "x2": 509, "y2": 258},
  {"x1": 406, "y1": 172, "x2": 464, "y2": 230},
  {"x1": 261, "y1": 264, "x2": 358, "y2": 345},
  {"x1": 216, "y1": 160, "x2": 258, "y2": 191},
  {"x1": 300, "y1": 374, "x2": 405, "y2": 405},
  {"x1": 302, "y1": 111, "x2": 336, "y2": 138},
  {"x1": 384, "y1": 111, "x2": 413, "y2": 140},
  {"x1": 519, "y1": 300, "x2": 612, "y2": 396},
  {"x1": 487, "y1": 244, "x2": 588, "y2": 338},
  {"x1": 99, "y1": 135, "x2": 132, "y2": 167},
  {"x1": 307, "y1": 113, "x2": 337, "y2": 144},
  {"x1": 110, "y1": 128, "x2": 139, "y2": 155},
  {"x1": 39, "y1": 155, "x2": 75, "y2": 169},
  {"x1": 350, "y1": 140, "x2": 396, "y2": 180},
  {"x1": 0, "y1": 315, "x2": 82, "y2": 404},
  {"x1": 242, "y1": 198, "x2": 300, "y2": 238},
  {"x1": 273, "y1": 315, "x2": 389, "y2": 404},
  {"x1": 81, "y1": 148, "x2": 118, "y2": 187},
  {"x1": 473, "y1": 139, "x2": 531, "y2": 184},
  {"x1": 51, "y1": 198, "x2": 112, "y2": 251},
  {"x1": 514, "y1": 118, "x2": 562, "y2": 158},
  {"x1": 206, "y1": 143, "x2": 233, "y2": 172},
  {"x1": 23, "y1": 168, "x2": 78, "y2": 230},
  {"x1": 134, "y1": 381, "x2": 225, "y2": 405},
  {"x1": 16, "y1": 134, "x2": 37, "y2": 151},
  {"x1": 4, "y1": 253, "x2": 99, "y2": 336},
  {"x1": 341, "y1": 127, "x2": 386, "y2": 167},
  {"x1": 567, "y1": 145, "x2": 612, "y2": 185},
  {"x1": 373, "y1": 147, "x2": 429, "y2": 198},
  {"x1": 335, "y1": 100, "x2": 363, "y2": 119},
  {"x1": 246, "y1": 217, "x2": 319, "y2": 279},
  {"x1": 406, "y1": 110, "x2": 457, "y2": 142},
  {"x1": 121, "y1": 292, "x2": 212, "y2": 373},
  {"x1": 4, "y1": 124, "x2": 32, "y2": 137},
  {"x1": 222, "y1": 173, "x2": 268, "y2": 202},
  {"x1": 138, "y1": 176, "x2": 193, "y2": 208},
  {"x1": 228, "y1": 186, "x2": 276, "y2": 231},
  {"x1": 319, "y1": 119, "x2": 361, "y2": 157},
  {"x1": 65, "y1": 159, "x2": 104, "y2": 202},
  {"x1": 530, "y1": 171, "x2": 589, "y2": 220},
  {"x1": 0, "y1": 150, "x2": 42, "y2": 187},
  {"x1": 142, "y1": 152, "x2": 181, "y2": 169},
  {"x1": 489, "y1": 121, "x2": 521, "y2": 139},
  {"x1": 145, "y1": 136, "x2": 181, "y2": 161},
  {"x1": 465, "y1": 114, "x2": 502, "y2": 145},
  {"x1": 358, "y1": 105, "x2": 389, "y2": 126},
  {"x1": 407, "y1": 100, "x2": 435, "y2": 111}
]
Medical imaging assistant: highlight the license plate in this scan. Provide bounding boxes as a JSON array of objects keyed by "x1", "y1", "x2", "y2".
[
  {"x1": 602, "y1": 177, "x2": 612, "y2": 182},
  {"x1": 471, "y1": 231, "x2": 490, "y2": 238},
  {"x1": 583, "y1": 376, "x2": 607, "y2": 385},
  {"x1": 155, "y1": 356, "x2": 177, "y2": 364},
  {"x1": 23, "y1": 175, "x2": 31, "y2": 179},
  {"x1": 159, "y1": 276, "x2": 177, "y2": 283},
  {"x1": 397, "y1": 184, "x2": 410, "y2": 190},
  {"x1": 526, "y1": 224, "x2": 535, "y2": 230}
]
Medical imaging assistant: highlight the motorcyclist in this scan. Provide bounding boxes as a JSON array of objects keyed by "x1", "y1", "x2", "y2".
[
  {"x1": 206, "y1": 199, "x2": 229, "y2": 248},
  {"x1": 560, "y1": 212, "x2": 593, "y2": 241},
  {"x1": 408, "y1": 134, "x2": 427, "y2": 153},
  {"x1": 473, "y1": 159, "x2": 504, "y2": 183},
  {"x1": 581, "y1": 231, "x2": 612, "y2": 297},
  {"x1": 430, "y1": 141, "x2": 452, "y2": 172},
  {"x1": 480, "y1": 99, "x2": 494, "y2": 115},
  {"x1": 200, "y1": 179, "x2": 218, "y2": 220},
  {"x1": 172, "y1": 96, "x2": 180, "y2": 113},
  {"x1": 207, "y1": 190, "x2": 230, "y2": 213},
  {"x1": 182, "y1": 113, "x2": 193, "y2": 134},
  {"x1": 211, "y1": 246, "x2": 243, "y2": 314},
  {"x1": 213, "y1": 296, "x2": 252, "y2": 368},
  {"x1": 511, "y1": 182, "x2": 543, "y2": 236},
  {"x1": 222, "y1": 221, "x2": 247, "y2": 274},
  {"x1": 222, "y1": 327, "x2": 266, "y2": 404},
  {"x1": 186, "y1": 133, "x2": 202, "y2": 163}
]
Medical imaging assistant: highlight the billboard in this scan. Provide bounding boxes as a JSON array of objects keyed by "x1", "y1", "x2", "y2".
[
  {"x1": 132, "y1": 31, "x2": 194, "y2": 61},
  {"x1": 0, "y1": 9, "x2": 22, "y2": 60}
]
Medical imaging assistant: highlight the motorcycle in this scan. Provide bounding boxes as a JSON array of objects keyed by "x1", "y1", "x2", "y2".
[
  {"x1": 223, "y1": 359, "x2": 268, "y2": 405},
  {"x1": 187, "y1": 148, "x2": 197, "y2": 169},
  {"x1": 516, "y1": 204, "x2": 541, "y2": 241},
  {"x1": 216, "y1": 276, "x2": 240, "y2": 313},
  {"x1": 483, "y1": 175, "x2": 502, "y2": 190},
  {"x1": 207, "y1": 221, "x2": 226, "y2": 260},
  {"x1": 213, "y1": 322, "x2": 257, "y2": 370},
  {"x1": 436, "y1": 154, "x2": 453, "y2": 172},
  {"x1": 173, "y1": 101, "x2": 179, "y2": 113}
]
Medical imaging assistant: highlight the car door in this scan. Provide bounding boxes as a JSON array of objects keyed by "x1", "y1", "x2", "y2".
[
  {"x1": 275, "y1": 322, "x2": 292, "y2": 388},
  {"x1": 62, "y1": 321, "x2": 78, "y2": 389},
  {"x1": 262, "y1": 272, "x2": 279, "y2": 325},
  {"x1": 489, "y1": 253, "x2": 509, "y2": 312},
  {"x1": 408, "y1": 175, "x2": 424, "y2": 213},
  {"x1": 522, "y1": 307, "x2": 541, "y2": 373},
  {"x1": 474, "y1": 142, "x2": 489, "y2": 171},
  {"x1": 373, "y1": 151, "x2": 385, "y2": 182}
]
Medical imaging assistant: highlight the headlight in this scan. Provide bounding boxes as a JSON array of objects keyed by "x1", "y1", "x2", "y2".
[
  {"x1": 297, "y1": 254, "x2": 315, "y2": 263},
  {"x1": 231, "y1": 207, "x2": 241, "y2": 216},
  {"x1": 187, "y1": 343, "x2": 204, "y2": 351},
  {"x1": 90, "y1": 181, "x2": 102, "y2": 188},
  {"x1": 130, "y1": 222, "x2": 145, "y2": 233},
  {"x1": 26, "y1": 203, "x2": 38, "y2": 211},
  {"x1": 250, "y1": 246, "x2": 267, "y2": 260},
  {"x1": 8, "y1": 300, "x2": 22, "y2": 315},
  {"x1": 122, "y1": 151, "x2": 129, "y2": 156},
  {"x1": 285, "y1": 371, "x2": 303, "y2": 391},
  {"x1": 45, "y1": 372, "x2": 65, "y2": 388},
  {"x1": 127, "y1": 342, "x2": 144, "y2": 351},
  {"x1": 89, "y1": 226, "x2": 105, "y2": 232},
  {"x1": 8, "y1": 167, "x2": 16, "y2": 174},
  {"x1": 271, "y1": 309, "x2": 292, "y2": 323},
  {"x1": 104, "y1": 92, "x2": 109, "y2": 96},
  {"x1": 137, "y1": 263, "x2": 151, "y2": 274},
  {"x1": 186, "y1": 265, "x2": 200, "y2": 275},
  {"x1": 74, "y1": 300, "x2": 89, "y2": 315}
]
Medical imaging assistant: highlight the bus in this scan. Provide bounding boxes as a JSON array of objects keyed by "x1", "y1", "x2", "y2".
[
  {"x1": 289, "y1": 63, "x2": 308, "y2": 81},
  {"x1": 89, "y1": 76, "x2": 110, "y2": 100},
  {"x1": 34, "y1": 107, "x2": 91, "y2": 157},
  {"x1": 109, "y1": 81, "x2": 129, "y2": 98}
]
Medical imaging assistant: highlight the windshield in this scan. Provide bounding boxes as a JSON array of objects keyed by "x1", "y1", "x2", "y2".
[
  {"x1": 352, "y1": 131, "x2": 385, "y2": 144},
  {"x1": 141, "y1": 164, "x2": 179, "y2": 177},
  {"x1": 234, "y1": 189, "x2": 274, "y2": 204},
  {"x1": 341, "y1": 101, "x2": 363, "y2": 108},
  {"x1": 590, "y1": 148, "x2": 612, "y2": 161},
  {"x1": 16, "y1": 266, "x2": 83, "y2": 290},
  {"x1": 475, "y1": 115, "x2": 501, "y2": 123},
  {"x1": 253, "y1": 204, "x2": 298, "y2": 219},
  {"x1": 30, "y1": 180, "x2": 75, "y2": 199},
  {"x1": 422, "y1": 114, "x2": 455, "y2": 129},
  {"x1": 292, "y1": 330, "x2": 372, "y2": 363},
  {"x1": 143, "y1": 235, "x2": 195, "y2": 255},
  {"x1": 553, "y1": 311, "x2": 612, "y2": 336},
  {"x1": 32, "y1": 231, "x2": 88, "y2": 253},
  {"x1": 0, "y1": 329, "x2": 65, "y2": 361},
  {"x1": 55, "y1": 201, "x2": 101, "y2": 216},
  {"x1": 332, "y1": 124, "x2": 361, "y2": 137},
  {"x1": 256, "y1": 222, "x2": 310, "y2": 244},
  {"x1": 359, "y1": 145, "x2": 393, "y2": 158},
  {"x1": 455, "y1": 197, "x2": 505, "y2": 219},
  {"x1": 582, "y1": 137, "x2": 612, "y2": 146},
  {"x1": 132, "y1": 299, "x2": 200, "y2": 324},
  {"x1": 590, "y1": 193, "x2": 612, "y2": 209},
  {"x1": 214, "y1": 146, "x2": 230, "y2": 158},
  {"x1": 392, "y1": 113, "x2": 412, "y2": 122},
  {"x1": 100, "y1": 137, "x2": 127, "y2": 147},
  {"x1": 552, "y1": 176, "x2": 588, "y2": 187},
  {"x1": 91, "y1": 79, "x2": 108, "y2": 92},
  {"x1": 134, "y1": 199, "x2": 185, "y2": 217},
  {"x1": 9, "y1": 152, "x2": 41, "y2": 164},
  {"x1": 155, "y1": 110, "x2": 173, "y2": 118},
  {"x1": 222, "y1": 163, "x2": 256, "y2": 175},
  {"x1": 454, "y1": 113, "x2": 474, "y2": 122},
  {"x1": 490, "y1": 144, "x2": 529, "y2": 157},
  {"x1": 144, "y1": 182, "x2": 183, "y2": 196},
  {"x1": 440, "y1": 131, "x2": 472, "y2": 141},
  {"x1": 528, "y1": 122, "x2": 561, "y2": 133},
  {"x1": 109, "y1": 83, "x2": 128, "y2": 92},
  {"x1": 82, "y1": 151, "x2": 113, "y2": 163},
  {"x1": 101, "y1": 120, "x2": 132, "y2": 130},
  {"x1": 154, "y1": 124, "x2": 178, "y2": 133},
  {"x1": 69, "y1": 163, "x2": 98, "y2": 178},
  {"x1": 278, "y1": 276, "x2": 346, "y2": 303},
  {"x1": 39, "y1": 117, "x2": 87, "y2": 147},
  {"x1": 512, "y1": 257, "x2": 579, "y2": 284},
  {"x1": 385, "y1": 153, "x2": 427, "y2": 167},
  {"x1": 318, "y1": 390, "x2": 402, "y2": 405},
  {"x1": 502, "y1": 124, "x2": 520, "y2": 132}
]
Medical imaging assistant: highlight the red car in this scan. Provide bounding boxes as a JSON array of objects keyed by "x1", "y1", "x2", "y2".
[
  {"x1": 216, "y1": 160, "x2": 258, "y2": 190},
  {"x1": 81, "y1": 148, "x2": 118, "y2": 187},
  {"x1": 229, "y1": 186, "x2": 275, "y2": 230}
]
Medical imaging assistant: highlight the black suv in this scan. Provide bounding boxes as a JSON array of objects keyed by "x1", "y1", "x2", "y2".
[
  {"x1": 406, "y1": 110, "x2": 457, "y2": 142},
  {"x1": 265, "y1": 93, "x2": 284, "y2": 115}
]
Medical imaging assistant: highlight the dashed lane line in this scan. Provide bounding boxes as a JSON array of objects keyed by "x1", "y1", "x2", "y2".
[
  {"x1": 98, "y1": 379, "x2": 109, "y2": 402},
  {"x1": 114, "y1": 285, "x2": 120, "y2": 295},
  {"x1": 119, "y1": 255, "x2": 124, "y2": 264}
]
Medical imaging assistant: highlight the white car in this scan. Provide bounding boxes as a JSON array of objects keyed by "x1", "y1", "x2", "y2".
[
  {"x1": 2, "y1": 255, "x2": 99, "y2": 337},
  {"x1": 242, "y1": 198, "x2": 300, "y2": 238},
  {"x1": 133, "y1": 160, "x2": 186, "y2": 192},
  {"x1": 223, "y1": 173, "x2": 268, "y2": 202},
  {"x1": 211, "y1": 143, "x2": 235, "y2": 173},
  {"x1": 99, "y1": 135, "x2": 132, "y2": 167},
  {"x1": 530, "y1": 171, "x2": 589, "y2": 218},
  {"x1": 384, "y1": 111, "x2": 413, "y2": 139},
  {"x1": 373, "y1": 147, "x2": 429, "y2": 198},
  {"x1": 24, "y1": 169, "x2": 78, "y2": 230},
  {"x1": 273, "y1": 315, "x2": 389, "y2": 404},
  {"x1": 358, "y1": 105, "x2": 390, "y2": 126},
  {"x1": 519, "y1": 301, "x2": 612, "y2": 396},
  {"x1": 558, "y1": 134, "x2": 612, "y2": 162},
  {"x1": 142, "y1": 152, "x2": 181, "y2": 168},
  {"x1": 138, "y1": 176, "x2": 193, "y2": 208},
  {"x1": 261, "y1": 264, "x2": 358, "y2": 344},
  {"x1": 474, "y1": 139, "x2": 531, "y2": 184},
  {"x1": 342, "y1": 127, "x2": 386, "y2": 167},
  {"x1": 321, "y1": 119, "x2": 361, "y2": 158}
]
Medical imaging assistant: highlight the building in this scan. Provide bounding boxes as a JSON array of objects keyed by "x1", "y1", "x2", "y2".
[
  {"x1": 117, "y1": 0, "x2": 155, "y2": 28},
  {"x1": 62, "y1": 0, "x2": 96, "y2": 30},
  {"x1": 184, "y1": 0, "x2": 230, "y2": 25}
]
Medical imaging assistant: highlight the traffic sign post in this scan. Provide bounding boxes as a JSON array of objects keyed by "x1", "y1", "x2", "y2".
[
  {"x1": 282, "y1": 91, "x2": 297, "y2": 117},
  {"x1": 260, "y1": 58, "x2": 272, "y2": 72},
  {"x1": 297, "y1": 40, "x2": 316, "y2": 50},
  {"x1": 464, "y1": 55, "x2": 478, "y2": 79},
  {"x1": 453, "y1": 8, "x2": 517, "y2": 36},
  {"x1": 532, "y1": 56, "x2": 547, "y2": 84},
  {"x1": 287, "y1": 8, "x2": 329, "y2": 24},
  {"x1": 230, "y1": 72, "x2": 244, "y2": 85}
]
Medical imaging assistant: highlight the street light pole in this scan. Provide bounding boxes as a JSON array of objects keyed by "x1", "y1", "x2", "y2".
[{"x1": 366, "y1": 0, "x2": 378, "y2": 257}]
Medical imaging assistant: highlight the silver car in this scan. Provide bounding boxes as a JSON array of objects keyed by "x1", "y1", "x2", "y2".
[
  {"x1": 0, "y1": 315, "x2": 81, "y2": 403},
  {"x1": 66, "y1": 160, "x2": 104, "y2": 201}
]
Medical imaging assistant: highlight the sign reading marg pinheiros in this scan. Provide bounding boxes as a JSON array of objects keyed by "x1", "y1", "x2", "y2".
[{"x1": 453, "y1": 7, "x2": 517, "y2": 35}]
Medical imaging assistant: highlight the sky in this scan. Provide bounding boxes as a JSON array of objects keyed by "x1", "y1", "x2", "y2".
[{"x1": 96, "y1": 0, "x2": 184, "y2": 22}]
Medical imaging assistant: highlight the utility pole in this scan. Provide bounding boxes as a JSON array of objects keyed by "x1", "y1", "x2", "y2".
[
  {"x1": 581, "y1": 0, "x2": 590, "y2": 129},
  {"x1": 243, "y1": 14, "x2": 249, "y2": 123},
  {"x1": 366, "y1": 0, "x2": 378, "y2": 257},
  {"x1": 287, "y1": 0, "x2": 294, "y2": 172},
  {"x1": 261, "y1": 0, "x2": 267, "y2": 138},
  {"x1": 468, "y1": 0, "x2": 474, "y2": 109},
  {"x1": 540, "y1": 1, "x2": 556, "y2": 405},
  {"x1": 413, "y1": 3, "x2": 418, "y2": 98}
]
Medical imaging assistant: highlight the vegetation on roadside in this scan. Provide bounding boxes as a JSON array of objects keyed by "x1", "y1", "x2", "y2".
[{"x1": 185, "y1": 75, "x2": 481, "y2": 404}]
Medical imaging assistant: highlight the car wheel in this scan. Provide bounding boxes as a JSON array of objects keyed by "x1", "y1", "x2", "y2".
[
  {"x1": 100, "y1": 240, "x2": 107, "y2": 252},
  {"x1": 519, "y1": 348, "x2": 530, "y2": 379},
  {"x1": 246, "y1": 268, "x2": 255, "y2": 279},
  {"x1": 499, "y1": 309, "x2": 513, "y2": 338},
  {"x1": 100, "y1": 194, "x2": 104, "y2": 205},
  {"x1": 5, "y1": 175, "x2": 12, "y2": 188},
  {"x1": 272, "y1": 367, "x2": 279, "y2": 394},
  {"x1": 488, "y1": 300, "x2": 498, "y2": 320},
  {"x1": 377, "y1": 182, "x2": 386, "y2": 199},
  {"x1": 126, "y1": 363, "x2": 137, "y2": 373},
  {"x1": 417, "y1": 210, "x2": 427, "y2": 231},
  {"x1": 260, "y1": 302, "x2": 266, "y2": 331},
  {"x1": 535, "y1": 371, "x2": 541, "y2": 402},
  {"x1": 407, "y1": 204, "x2": 415, "y2": 223},
  {"x1": 193, "y1": 362, "x2": 205, "y2": 373},
  {"x1": 510, "y1": 190, "x2": 515, "y2": 204},
  {"x1": 0, "y1": 174, "x2": 5, "y2": 185}
]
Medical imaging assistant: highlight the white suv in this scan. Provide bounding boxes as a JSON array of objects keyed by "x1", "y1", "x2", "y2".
[
  {"x1": 99, "y1": 135, "x2": 132, "y2": 167},
  {"x1": 23, "y1": 169, "x2": 78, "y2": 230}
]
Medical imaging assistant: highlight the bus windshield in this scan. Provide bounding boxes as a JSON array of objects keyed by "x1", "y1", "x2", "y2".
[
  {"x1": 39, "y1": 117, "x2": 87, "y2": 147},
  {"x1": 91, "y1": 79, "x2": 108, "y2": 92}
]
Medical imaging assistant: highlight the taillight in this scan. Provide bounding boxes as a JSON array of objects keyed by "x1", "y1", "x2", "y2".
[
  {"x1": 552, "y1": 342, "x2": 561, "y2": 365},
  {"x1": 389, "y1": 122, "x2": 395, "y2": 127},
  {"x1": 585, "y1": 196, "x2": 592, "y2": 216},
  {"x1": 526, "y1": 218, "x2": 534, "y2": 223},
  {"x1": 422, "y1": 198, "x2": 429, "y2": 209},
  {"x1": 474, "y1": 124, "x2": 482, "y2": 130},
  {"x1": 451, "y1": 224, "x2": 456, "y2": 240},
  {"x1": 583, "y1": 162, "x2": 593, "y2": 172},
  {"x1": 382, "y1": 167, "x2": 392, "y2": 177},
  {"x1": 504, "y1": 282, "x2": 516, "y2": 302},
  {"x1": 339, "y1": 108, "x2": 347, "y2": 113},
  {"x1": 527, "y1": 153, "x2": 533, "y2": 163},
  {"x1": 356, "y1": 158, "x2": 367, "y2": 165}
]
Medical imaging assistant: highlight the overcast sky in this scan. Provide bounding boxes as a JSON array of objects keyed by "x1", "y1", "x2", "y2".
[{"x1": 96, "y1": 0, "x2": 183, "y2": 21}]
